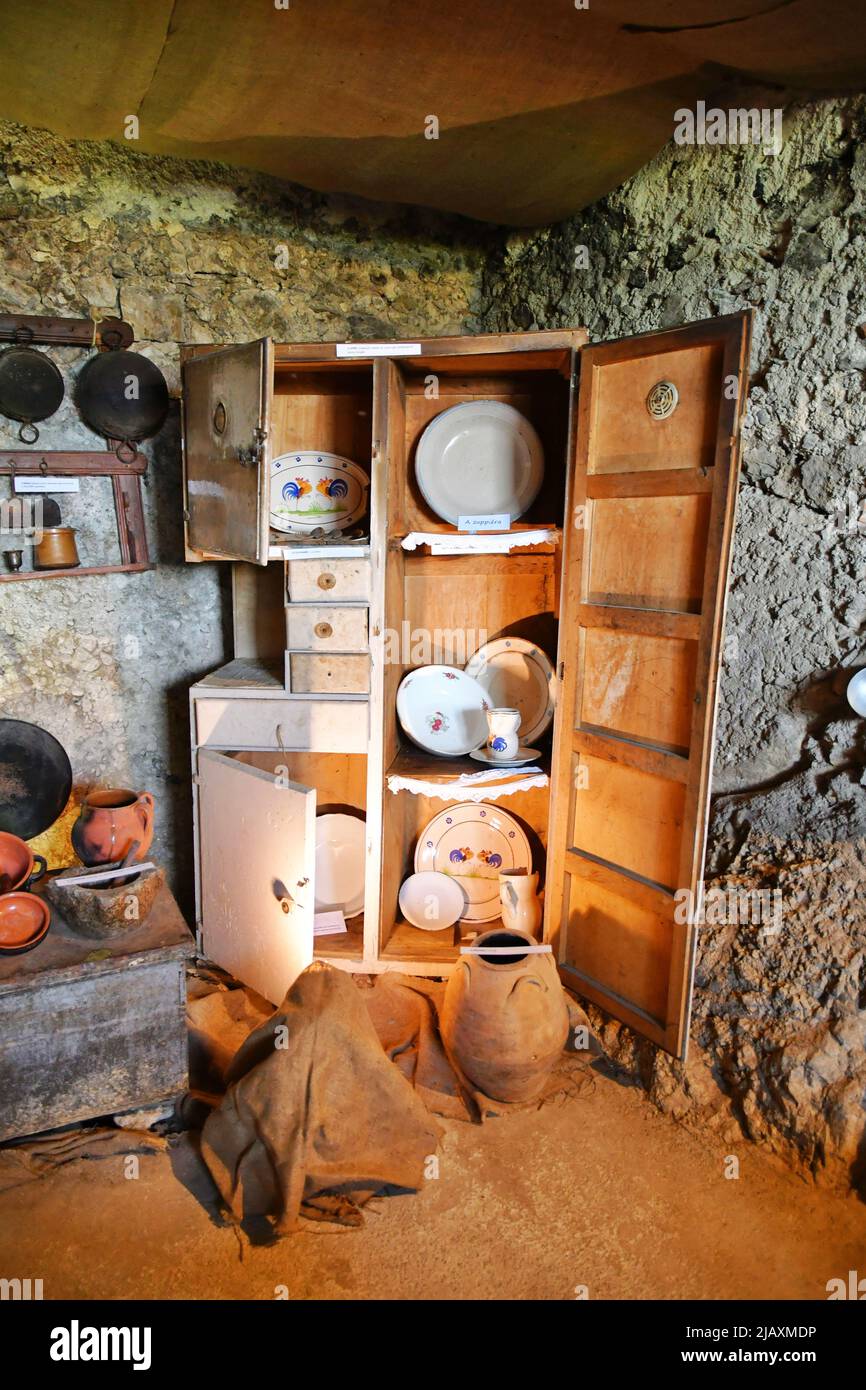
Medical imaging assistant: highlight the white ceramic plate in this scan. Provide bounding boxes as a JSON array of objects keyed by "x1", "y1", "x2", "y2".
[
  {"x1": 465, "y1": 637, "x2": 556, "y2": 744},
  {"x1": 414, "y1": 802, "x2": 531, "y2": 923},
  {"x1": 399, "y1": 871, "x2": 466, "y2": 931},
  {"x1": 396, "y1": 665, "x2": 490, "y2": 757},
  {"x1": 468, "y1": 746, "x2": 542, "y2": 768},
  {"x1": 270, "y1": 451, "x2": 369, "y2": 534},
  {"x1": 414, "y1": 400, "x2": 544, "y2": 526},
  {"x1": 315, "y1": 813, "x2": 366, "y2": 917}
]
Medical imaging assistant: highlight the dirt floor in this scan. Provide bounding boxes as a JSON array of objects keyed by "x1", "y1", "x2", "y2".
[{"x1": 1, "y1": 1063, "x2": 864, "y2": 1301}]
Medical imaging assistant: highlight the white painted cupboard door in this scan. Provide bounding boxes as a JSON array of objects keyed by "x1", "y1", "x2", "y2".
[{"x1": 197, "y1": 749, "x2": 315, "y2": 1004}]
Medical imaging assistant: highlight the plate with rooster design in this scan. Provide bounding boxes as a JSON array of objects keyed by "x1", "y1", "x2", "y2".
[
  {"x1": 414, "y1": 801, "x2": 531, "y2": 923},
  {"x1": 270, "y1": 451, "x2": 369, "y2": 534}
]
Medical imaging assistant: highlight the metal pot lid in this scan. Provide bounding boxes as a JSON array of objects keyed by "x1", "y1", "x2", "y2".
[
  {"x1": 75, "y1": 349, "x2": 169, "y2": 444},
  {"x1": 0, "y1": 718, "x2": 72, "y2": 840},
  {"x1": 0, "y1": 346, "x2": 65, "y2": 443}
]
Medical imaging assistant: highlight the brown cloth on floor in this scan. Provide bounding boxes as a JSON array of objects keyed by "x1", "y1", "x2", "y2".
[{"x1": 200, "y1": 963, "x2": 441, "y2": 1236}]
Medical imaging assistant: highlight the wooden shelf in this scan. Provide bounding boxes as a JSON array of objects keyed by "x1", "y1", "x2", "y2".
[
  {"x1": 0, "y1": 562, "x2": 151, "y2": 583},
  {"x1": 387, "y1": 746, "x2": 549, "y2": 785},
  {"x1": 314, "y1": 913, "x2": 364, "y2": 962}
]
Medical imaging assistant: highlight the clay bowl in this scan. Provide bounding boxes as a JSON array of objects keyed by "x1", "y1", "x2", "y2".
[
  {"x1": 0, "y1": 830, "x2": 47, "y2": 891},
  {"x1": 0, "y1": 891, "x2": 51, "y2": 955}
]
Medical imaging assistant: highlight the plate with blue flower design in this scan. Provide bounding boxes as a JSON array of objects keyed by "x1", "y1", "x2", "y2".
[
  {"x1": 270, "y1": 451, "x2": 369, "y2": 534},
  {"x1": 414, "y1": 801, "x2": 531, "y2": 923}
]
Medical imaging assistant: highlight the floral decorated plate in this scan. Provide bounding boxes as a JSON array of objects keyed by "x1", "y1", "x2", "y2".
[
  {"x1": 465, "y1": 637, "x2": 556, "y2": 744},
  {"x1": 414, "y1": 802, "x2": 532, "y2": 924},
  {"x1": 270, "y1": 451, "x2": 369, "y2": 534},
  {"x1": 396, "y1": 665, "x2": 490, "y2": 757}
]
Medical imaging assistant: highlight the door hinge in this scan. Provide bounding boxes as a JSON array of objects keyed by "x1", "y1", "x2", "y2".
[
  {"x1": 558, "y1": 660, "x2": 565, "y2": 681},
  {"x1": 192, "y1": 774, "x2": 201, "y2": 787}
]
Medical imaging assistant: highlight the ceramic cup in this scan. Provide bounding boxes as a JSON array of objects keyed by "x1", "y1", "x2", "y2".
[{"x1": 486, "y1": 707, "x2": 521, "y2": 761}]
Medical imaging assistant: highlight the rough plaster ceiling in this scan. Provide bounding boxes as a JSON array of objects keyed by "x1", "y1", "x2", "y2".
[{"x1": 0, "y1": 0, "x2": 864, "y2": 224}]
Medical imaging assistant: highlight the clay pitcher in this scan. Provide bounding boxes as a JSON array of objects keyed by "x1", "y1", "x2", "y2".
[
  {"x1": 71, "y1": 788, "x2": 155, "y2": 866},
  {"x1": 498, "y1": 869, "x2": 542, "y2": 938},
  {"x1": 441, "y1": 928, "x2": 569, "y2": 1103}
]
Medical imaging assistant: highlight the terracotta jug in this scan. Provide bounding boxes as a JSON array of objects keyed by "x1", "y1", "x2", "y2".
[
  {"x1": 71, "y1": 788, "x2": 155, "y2": 866},
  {"x1": 498, "y1": 869, "x2": 542, "y2": 938},
  {"x1": 441, "y1": 928, "x2": 569, "y2": 1102}
]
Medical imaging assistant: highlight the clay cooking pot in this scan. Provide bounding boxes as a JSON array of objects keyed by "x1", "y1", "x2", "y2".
[
  {"x1": 0, "y1": 891, "x2": 51, "y2": 954},
  {"x1": 71, "y1": 788, "x2": 155, "y2": 867},
  {"x1": 441, "y1": 927, "x2": 569, "y2": 1103},
  {"x1": 0, "y1": 830, "x2": 47, "y2": 891}
]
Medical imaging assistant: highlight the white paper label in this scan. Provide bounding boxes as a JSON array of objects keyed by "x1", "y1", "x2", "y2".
[
  {"x1": 335, "y1": 342, "x2": 422, "y2": 358},
  {"x1": 313, "y1": 910, "x2": 348, "y2": 936},
  {"x1": 458, "y1": 513, "x2": 511, "y2": 533},
  {"x1": 13, "y1": 476, "x2": 80, "y2": 494}
]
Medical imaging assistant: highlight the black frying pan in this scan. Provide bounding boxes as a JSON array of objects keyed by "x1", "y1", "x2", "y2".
[
  {"x1": 0, "y1": 719, "x2": 72, "y2": 840},
  {"x1": 0, "y1": 345, "x2": 65, "y2": 443},
  {"x1": 75, "y1": 349, "x2": 169, "y2": 461}
]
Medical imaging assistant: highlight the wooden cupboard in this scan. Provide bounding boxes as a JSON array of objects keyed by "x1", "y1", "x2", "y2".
[{"x1": 181, "y1": 314, "x2": 751, "y2": 1058}]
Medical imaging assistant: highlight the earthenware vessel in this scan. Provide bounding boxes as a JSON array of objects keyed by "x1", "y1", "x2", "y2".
[
  {"x1": 485, "y1": 707, "x2": 521, "y2": 760},
  {"x1": 71, "y1": 788, "x2": 155, "y2": 866},
  {"x1": 0, "y1": 891, "x2": 51, "y2": 954},
  {"x1": 440, "y1": 927, "x2": 569, "y2": 1102},
  {"x1": 498, "y1": 868, "x2": 542, "y2": 938},
  {"x1": 0, "y1": 830, "x2": 47, "y2": 891}
]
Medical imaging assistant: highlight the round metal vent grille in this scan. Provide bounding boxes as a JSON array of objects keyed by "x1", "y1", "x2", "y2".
[{"x1": 646, "y1": 380, "x2": 679, "y2": 420}]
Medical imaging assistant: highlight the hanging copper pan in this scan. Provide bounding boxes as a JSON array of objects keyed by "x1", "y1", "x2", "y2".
[
  {"x1": 0, "y1": 345, "x2": 65, "y2": 443},
  {"x1": 75, "y1": 349, "x2": 169, "y2": 462}
]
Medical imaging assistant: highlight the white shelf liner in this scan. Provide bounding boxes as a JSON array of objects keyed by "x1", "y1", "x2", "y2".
[
  {"x1": 387, "y1": 765, "x2": 548, "y2": 801},
  {"x1": 401, "y1": 529, "x2": 557, "y2": 555}
]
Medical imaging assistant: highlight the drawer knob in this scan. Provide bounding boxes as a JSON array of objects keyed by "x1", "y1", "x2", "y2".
[
  {"x1": 315, "y1": 621, "x2": 334, "y2": 639},
  {"x1": 317, "y1": 571, "x2": 337, "y2": 590}
]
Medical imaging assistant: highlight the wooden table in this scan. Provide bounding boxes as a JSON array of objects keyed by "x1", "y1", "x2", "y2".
[{"x1": 0, "y1": 878, "x2": 193, "y2": 1141}]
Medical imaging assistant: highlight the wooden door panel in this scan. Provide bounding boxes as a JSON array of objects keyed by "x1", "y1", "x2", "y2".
[
  {"x1": 574, "y1": 756, "x2": 686, "y2": 889},
  {"x1": 197, "y1": 748, "x2": 315, "y2": 1004},
  {"x1": 183, "y1": 338, "x2": 273, "y2": 564},
  {"x1": 590, "y1": 340, "x2": 724, "y2": 474},
  {"x1": 581, "y1": 628, "x2": 698, "y2": 752},
  {"x1": 547, "y1": 312, "x2": 752, "y2": 1059},
  {"x1": 587, "y1": 494, "x2": 711, "y2": 611}
]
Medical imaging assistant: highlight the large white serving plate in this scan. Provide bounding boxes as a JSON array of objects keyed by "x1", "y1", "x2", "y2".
[
  {"x1": 315, "y1": 813, "x2": 366, "y2": 917},
  {"x1": 270, "y1": 451, "x2": 368, "y2": 534},
  {"x1": 465, "y1": 637, "x2": 556, "y2": 744},
  {"x1": 414, "y1": 801, "x2": 531, "y2": 924},
  {"x1": 396, "y1": 665, "x2": 490, "y2": 757},
  {"x1": 414, "y1": 400, "x2": 544, "y2": 526}
]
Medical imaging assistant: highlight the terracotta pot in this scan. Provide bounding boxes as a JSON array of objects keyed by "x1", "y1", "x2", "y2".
[
  {"x1": 71, "y1": 788, "x2": 155, "y2": 866},
  {"x1": 0, "y1": 830, "x2": 47, "y2": 892},
  {"x1": 34, "y1": 526, "x2": 79, "y2": 569},
  {"x1": 0, "y1": 891, "x2": 51, "y2": 954},
  {"x1": 441, "y1": 928, "x2": 569, "y2": 1103}
]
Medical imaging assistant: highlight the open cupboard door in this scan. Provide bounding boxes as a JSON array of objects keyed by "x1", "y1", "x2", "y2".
[
  {"x1": 547, "y1": 312, "x2": 752, "y2": 1059},
  {"x1": 183, "y1": 338, "x2": 273, "y2": 564},
  {"x1": 196, "y1": 749, "x2": 315, "y2": 1004}
]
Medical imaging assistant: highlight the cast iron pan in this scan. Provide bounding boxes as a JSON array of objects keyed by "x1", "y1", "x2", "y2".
[
  {"x1": 0, "y1": 345, "x2": 65, "y2": 443},
  {"x1": 75, "y1": 349, "x2": 169, "y2": 461},
  {"x1": 0, "y1": 719, "x2": 72, "y2": 840}
]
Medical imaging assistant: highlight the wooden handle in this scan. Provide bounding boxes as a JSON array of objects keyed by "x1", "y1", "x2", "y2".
[
  {"x1": 314, "y1": 620, "x2": 333, "y2": 639},
  {"x1": 317, "y1": 571, "x2": 336, "y2": 590}
]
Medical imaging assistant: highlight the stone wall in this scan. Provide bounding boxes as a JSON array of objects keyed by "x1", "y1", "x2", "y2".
[
  {"x1": 478, "y1": 97, "x2": 866, "y2": 1194},
  {"x1": 0, "y1": 121, "x2": 491, "y2": 912}
]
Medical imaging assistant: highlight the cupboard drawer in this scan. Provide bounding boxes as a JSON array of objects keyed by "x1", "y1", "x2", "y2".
[
  {"x1": 195, "y1": 697, "x2": 368, "y2": 751},
  {"x1": 286, "y1": 558, "x2": 371, "y2": 603},
  {"x1": 288, "y1": 654, "x2": 370, "y2": 695},
  {"x1": 286, "y1": 604, "x2": 368, "y2": 652}
]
